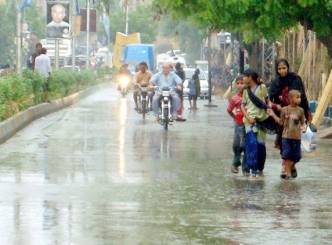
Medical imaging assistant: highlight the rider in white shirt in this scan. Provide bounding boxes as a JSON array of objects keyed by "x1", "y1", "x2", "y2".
[{"x1": 150, "y1": 63, "x2": 182, "y2": 119}]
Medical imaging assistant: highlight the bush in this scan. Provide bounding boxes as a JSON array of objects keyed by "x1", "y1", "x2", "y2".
[
  {"x1": 0, "y1": 68, "x2": 100, "y2": 121},
  {"x1": 96, "y1": 66, "x2": 113, "y2": 78}
]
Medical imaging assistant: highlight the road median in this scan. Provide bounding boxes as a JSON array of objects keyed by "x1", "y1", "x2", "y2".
[{"x1": 0, "y1": 82, "x2": 110, "y2": 144}]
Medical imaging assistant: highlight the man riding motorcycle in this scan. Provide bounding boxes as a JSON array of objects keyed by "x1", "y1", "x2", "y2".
[
  {"x1": 133, "y1": 62, "x2": 152, "y2": 111},
  {"x1": 150, "y1": 63, "x2": 182, "y2": 121},
  {"x1": 117, "y1": 64, "x2": 132, "y2": 93}
]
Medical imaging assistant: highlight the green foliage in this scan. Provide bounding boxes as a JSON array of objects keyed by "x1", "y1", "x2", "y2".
[
  {"x1": 96, "y1": 66, "x2": 113, "y2": 77},
  {"x1": 153, "y1": 0, "x2": 332, "y2": 45},
  {"x1": 23, "y1": 69, "x2": 44, "y2": 104},
  {"x1": 97, "y1": 0, "x2": 121, "y2": 13},
  {"x1": 0, "y1": 69, "x2": 100, "y2": 121},
  {"x1": 0, "y1": 2, "x2": 45, "y2": 66},
  {"x1": 24, "y1": 2, "x2": 46, "y2": 38}
]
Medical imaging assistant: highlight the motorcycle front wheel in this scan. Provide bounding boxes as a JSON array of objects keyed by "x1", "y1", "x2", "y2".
[
  {"x1": 142, "y1": 99, "x2": 146, "y2": 120},
  {"x1": 163, "y1": 108, "x2": 169, "y2": 130}
]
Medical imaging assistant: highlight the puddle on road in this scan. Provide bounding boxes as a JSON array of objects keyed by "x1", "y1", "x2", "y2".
[{"x1": 0, "y1": 89, "x2": 331, "y2": 244}]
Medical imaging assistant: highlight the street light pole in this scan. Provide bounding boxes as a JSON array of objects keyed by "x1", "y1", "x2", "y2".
[
  {"x1": 125, "y1": 0, "x2": 129, "y2": 35},
  {"x1": 261, "y1": 39, "x2": 265, "y2": 78},
  {"x1": 16, "y1": 1, "x2": 22, "y2": 74},
  {"x1": 86, "y1": 0, "x2": 90, "y2": 68},
  {"x1": 205, "y1": 30, "x2": 218, "y2": 108},
  {"x1": 71, "y1": 0, "x2": 76, "y2": 70}
]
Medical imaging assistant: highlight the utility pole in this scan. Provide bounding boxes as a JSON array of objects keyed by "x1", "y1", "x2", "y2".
[
  {"x1": 16, "y1": 0, "x2": 22, "y2": 74},
  {"x1": 86, "y1": 0, "x2": 90, "y2": 68},
  {"x1": 124, "y1": 0, "x2": 129, "y2": 35},
  {"x1": 205, "y1": 30, "x2": 218, "y2": 108},
  {"x1": 261, "y1": 39, "x2": 265, "y2": 78},
  {"x1": 71, "y1": 0, "x2": 76, "y2": 70}
]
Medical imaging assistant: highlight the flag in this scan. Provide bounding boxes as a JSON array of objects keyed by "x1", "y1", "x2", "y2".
[
  {"x1": 75, "y1": 0, "x2": 80, "y2": 15},
  {"x1": 102, "y1": 13, "x2": 110, "y2": 42}
]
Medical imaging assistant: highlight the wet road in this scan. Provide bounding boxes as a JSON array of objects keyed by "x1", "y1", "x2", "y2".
[{"x1": 0, "y1": 84, "x2": 331, "y2": 245}]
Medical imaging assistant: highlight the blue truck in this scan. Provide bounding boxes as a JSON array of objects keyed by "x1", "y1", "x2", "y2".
[{"x1": 123, "y1": 44, "x2": 155, "y2": 72}]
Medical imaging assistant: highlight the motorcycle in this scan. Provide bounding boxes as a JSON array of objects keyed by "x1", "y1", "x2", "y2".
[
  {"x1": 118, "y1": 74, "x2": 131, "y2": 97},
  {"x1": 139, "y1": 85, "x2": 150, "y2": 120},
  {"x1": 159, "y1": 87, "x2": 173, "y2": 130}
]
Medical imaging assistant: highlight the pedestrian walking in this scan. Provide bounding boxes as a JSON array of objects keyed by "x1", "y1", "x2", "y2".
[
  {"x1": 29, "y1": 42, "x2": 42, "y2": 71},
  {"x1": 269, "y1": 58, "x2": 311, "y2": 177},
  {"x1": 188, "y1": 69, "x2": 201, "y2": 111},
  {"x1": 268, "y1": 90, "x2": 306, "y2": 179},
  {"x1": 35, "y1": 48, "x2": 52, "y2": 102},
  {"x1": 175, "y1": 62, "x2": 186, "y2": 121},
  {"x1": 241, "y1": 69, "x2": 269, "y2": 177},
  {"x1": 227, "y1": 75, "x2": 247, "y2": 174}
]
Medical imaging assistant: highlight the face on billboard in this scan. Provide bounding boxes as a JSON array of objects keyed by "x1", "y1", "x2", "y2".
[
  {"x1": 47, "y1": 3, "x2": 69, "y2": 25},
  {"x1": 47, "y1": 2, "x2": 70, "y2": 38},
  {"x1": 51, "y1": 4, "x2": 66, "y2": 23}
]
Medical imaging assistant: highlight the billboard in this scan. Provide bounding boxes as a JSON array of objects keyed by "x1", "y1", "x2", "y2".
[{"x1": 47, "y1": 2, "x2": 70, "y2": 38}]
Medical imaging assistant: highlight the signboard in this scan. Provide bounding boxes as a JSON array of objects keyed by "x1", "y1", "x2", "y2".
[
  {"x1": 47, "y1": 2, "x2": 70, "y2": 38},
  {"x1": 113, "y1": 32, "x2": 141, "y2": 69},
  {"x1": 72, "y1": 15, "x2": 81, "y2": 36},
  {"x1": 80, "y1": 8, "x2": 97, "y2": 32},
  {"x1": 40, "y1": 39, "x2": 72, "y2": 58}
]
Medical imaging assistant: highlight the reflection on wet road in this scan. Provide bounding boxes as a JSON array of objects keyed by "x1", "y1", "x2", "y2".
[{"x1": 0, "y1": 85, "x2": 331, "y2": 244}]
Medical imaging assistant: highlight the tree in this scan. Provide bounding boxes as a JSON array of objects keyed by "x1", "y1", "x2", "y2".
[
  {"x1": 24, "y1": 2, "x2": 46, "y2": 39},
  {"x1": 0, "y1": 2, "x2": 16, "y2": 65},
  {"x1": 0, "y1": 1, "x2": 45, "y2": 66},
  {"x1": 158, "y1": 16, "x2": 205, "y2": 64},
  {"x1": 153, "y1": 0, "x2": 332, "y2": 58},
  {"x1": 108, "y1": 5, "x2": 158, "y2": 43}
]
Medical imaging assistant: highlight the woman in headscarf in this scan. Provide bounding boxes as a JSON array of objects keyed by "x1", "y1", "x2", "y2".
[{"x1": 269, "y1": 58, "x2": 312, "y2": 177}]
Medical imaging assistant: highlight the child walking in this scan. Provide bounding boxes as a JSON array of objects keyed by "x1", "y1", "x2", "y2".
[
  {"x1": 268, "y1": 90, "x2": 306, "y2": 179},
  {"x1": 188, "y1": 69, "x2": 201, "y2": 110},
  {"x1": 227, "y1": 76, "x2": 247, "y2": 174}
]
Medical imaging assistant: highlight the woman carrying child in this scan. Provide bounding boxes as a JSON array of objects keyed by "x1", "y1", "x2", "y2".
[{"x1": 269, "y1": 58, "x2": 311, "y2": 178}]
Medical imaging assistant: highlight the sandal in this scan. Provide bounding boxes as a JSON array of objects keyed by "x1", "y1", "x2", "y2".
[
  {"x1": 231, "y1": 166, "x2": 239, "y2": 174},
  {"x1": 291, "y1": 166, "x2": 298, "y2": 178}
]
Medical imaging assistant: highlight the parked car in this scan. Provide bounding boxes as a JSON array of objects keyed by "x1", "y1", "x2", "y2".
[{"x1": 182, "y1": 68, "x2": 210, "y2": 99}]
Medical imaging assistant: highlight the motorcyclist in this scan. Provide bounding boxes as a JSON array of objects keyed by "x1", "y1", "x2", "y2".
[
  {"x1": 150, "y1": 63, "x2": 182, "y2": 121},
  {"x1": 118, "y1": 63, "x2": 131, "y2": 76},
  {"x1": 117, "y1": 64, "x2": 132, "y2": 90},
  {"x1": 133, "y1": 62, "x2": 152, "y2": 111}
]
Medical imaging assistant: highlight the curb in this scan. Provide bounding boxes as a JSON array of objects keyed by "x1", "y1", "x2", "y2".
[{"x1": 0, "y1": 82, "x2": 110, "y2": 144}]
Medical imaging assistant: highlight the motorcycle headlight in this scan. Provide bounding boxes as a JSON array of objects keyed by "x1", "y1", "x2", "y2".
[{"x1": 119, "y1": 76, "x2": 130, "y2": 87}]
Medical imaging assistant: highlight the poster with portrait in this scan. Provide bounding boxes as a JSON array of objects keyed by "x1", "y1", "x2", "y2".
[{"x1": 47, "y1": 2, "x2": 70, "y2": 38}]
